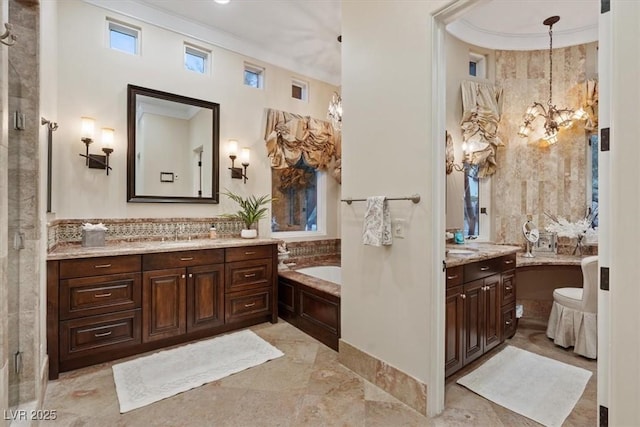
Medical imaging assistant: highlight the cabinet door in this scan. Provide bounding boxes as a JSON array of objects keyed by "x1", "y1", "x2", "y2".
[
  {"x1": 445, "y1": 285, "x2": 464, "y2": 377},
  {"x1": 187, "y1": 264, "x2": 225, "y2": 333},
  {"x1": 143, "y1": 268, "x2": 186, "y2": 342},
  {"x1": 483, "y1": 274, "x2": 501, "y2": 352},
  {"x1": 463, "y1": 279, "x2": 484, "y2": 366}
]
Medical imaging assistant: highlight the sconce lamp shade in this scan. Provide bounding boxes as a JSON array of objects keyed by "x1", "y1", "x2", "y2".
[
  {"x1": 101, "y1": 128, "x2": 114, "y2": 146},
  {"x1": 81, "y1": 117, "x2": 95, "y2": 140},
  {"x1": 241, "y1": 147, "x2": 250, "y2": 165},
  {"x1": 228, "y1": 139, "x2": 238, "y2": 157}
]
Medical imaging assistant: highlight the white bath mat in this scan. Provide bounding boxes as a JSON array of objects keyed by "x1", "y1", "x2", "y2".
[
  {"x1": 112, "y1": 329, "x2": 284, "y2": 413},
  {"x1": 457, "y1": 346, "x2": 591, "y2": 427}
]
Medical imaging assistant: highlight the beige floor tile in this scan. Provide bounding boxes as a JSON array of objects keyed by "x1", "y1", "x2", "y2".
[{"x1": 41, "y1": 318, "x2": 597, "y2": 426}]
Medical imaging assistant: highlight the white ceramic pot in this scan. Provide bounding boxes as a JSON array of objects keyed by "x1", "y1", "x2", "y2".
[{"x1": 240, "y1": 229, "x2": 258, "y2": 239}]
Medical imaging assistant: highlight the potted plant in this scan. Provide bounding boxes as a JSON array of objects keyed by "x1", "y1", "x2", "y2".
[{"x1": 223, "y1": 190, "x2": 272, "y2": 239}]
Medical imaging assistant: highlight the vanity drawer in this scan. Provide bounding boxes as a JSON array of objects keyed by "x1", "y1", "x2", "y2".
[
  {"x1": 225, "y1": 288, "x2": 271, "y2": 323},
  {"x1": 502, "y1": 304, "x2": 517, "y2": 340},
  {"x1": 60, "y1": 255, "x2": 141, "y2": 279},
  {"x1": 500, "y1": 270, "x2": 516, "y2": 306},
  {"x1": 463, "y1": 257, "x2": 503, "y2": 282},
  {"x1": 59, "y1": 310, "x2": 141, "y2": 360},
  {"x1": 60, "y1": 273, "x2": 142, "y2": 320},
  {"x1": 501, "y1": 253, "x2": 517, "y2": 271},
  {"x1": 446, "y1": 266, "x2": 463, "y2": 288},
  {"x1": 142, "y1": 249, "x2": 224, "y2": 270},
  {"x1": 226, "y1": 245, "x2": 273, "y2": 262},
  {"x1": 225, "y1": 258, "x2": 272, "y2": 292}
]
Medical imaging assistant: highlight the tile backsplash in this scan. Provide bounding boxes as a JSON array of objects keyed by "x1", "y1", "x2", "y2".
[{"x1": 48, "y1": 217, "x2": 246, "y2": 251}]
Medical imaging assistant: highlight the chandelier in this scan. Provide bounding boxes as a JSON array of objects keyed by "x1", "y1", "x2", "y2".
[
  {"x1": 327, "y1": 91, "x2": 342, "y2": 130},
  {"x1": 517, "y1": 16, "x2": 587, "y2": 145}
]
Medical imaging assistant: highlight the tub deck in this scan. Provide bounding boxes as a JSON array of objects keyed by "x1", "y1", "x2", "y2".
[{"x1": 278, "y1": 261, "x2": 340, "y2": 350}]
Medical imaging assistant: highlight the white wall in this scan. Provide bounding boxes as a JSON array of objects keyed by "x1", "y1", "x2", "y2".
[
  {"x1": 341, "y1": 0, "x2": 448, "y2": 389},
  {"x1": 54, "y1": 1, "x2": 340, "y2": 239},
  {"x1": 610, "y1": 1, "x2": 640, "y2": 424}
]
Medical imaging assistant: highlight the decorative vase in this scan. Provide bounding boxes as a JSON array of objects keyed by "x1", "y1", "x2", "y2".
[{"x1": 241, "y1": 229, "x2": 257, "y2": 239}]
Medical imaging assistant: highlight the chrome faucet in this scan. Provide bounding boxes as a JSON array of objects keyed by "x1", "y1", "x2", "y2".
[{"x1": 174, "y1": 225, "x2": 182, "y2": 241}]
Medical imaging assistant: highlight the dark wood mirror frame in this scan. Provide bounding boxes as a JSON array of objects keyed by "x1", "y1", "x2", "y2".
[{"x1": 127, "y1": 84, "x2": 220, "y2": 203}]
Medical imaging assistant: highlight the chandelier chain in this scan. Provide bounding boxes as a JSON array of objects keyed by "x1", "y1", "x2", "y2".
[{"x1": 548, "y1": 24, "x2": 553, "y2": 106}]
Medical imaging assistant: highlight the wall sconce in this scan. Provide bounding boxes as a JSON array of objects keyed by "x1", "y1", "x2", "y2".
[
  {"x1": 79, "y1": 117, "x2": 114, "y2": 175},
  {"x1": 228, "y1": 139, "x2": 250, "y2": 183}
]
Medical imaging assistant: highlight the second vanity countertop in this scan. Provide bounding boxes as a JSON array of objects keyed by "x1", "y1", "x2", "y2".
[
  {"x1": 445, "y1": 242, "x2": 584, "y2": 268},
  {"x1": 445, "y1": 242, "x2": 520, "y2": 268},
  {"x1": 47, "y1": 238, "x2": 281, "y2": 260}
]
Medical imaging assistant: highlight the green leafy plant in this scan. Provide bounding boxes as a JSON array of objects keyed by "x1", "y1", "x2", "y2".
[{"x1": 223, "y1": 190, "x2": 273, "y2": 230}]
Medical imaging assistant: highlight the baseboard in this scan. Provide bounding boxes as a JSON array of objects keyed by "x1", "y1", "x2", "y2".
[{"x1": 338, "y1": 339, "x2": 427, "y2": 415}]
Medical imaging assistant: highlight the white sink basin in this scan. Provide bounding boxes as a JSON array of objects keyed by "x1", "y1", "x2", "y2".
[{"x1": 447, "y1": 249, "x2": 477, "y2": 255}]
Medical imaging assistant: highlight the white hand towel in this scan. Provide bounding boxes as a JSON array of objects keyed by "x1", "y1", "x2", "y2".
[{"x1": 362, "y1": 196, "x2": 392, "y2": 246}]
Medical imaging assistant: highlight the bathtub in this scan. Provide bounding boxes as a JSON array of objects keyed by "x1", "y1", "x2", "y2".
[
  {"x1": 278, "y1": 265, "x2": 341, "y2": 350},
  {"x1": 296, "y1": 266, "x2": 341, "y2": 285}
]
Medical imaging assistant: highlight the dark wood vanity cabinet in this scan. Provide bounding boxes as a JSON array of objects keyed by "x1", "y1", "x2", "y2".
[
  {"x1": 47, "y1": 244, "x2": 277, "y2": 379},
  {"x1": 142, "y1": 249, "x2": 225, "y2": 342},
  {"x1": 445, "y1": 253, "x2": 517, "y2": 377}
]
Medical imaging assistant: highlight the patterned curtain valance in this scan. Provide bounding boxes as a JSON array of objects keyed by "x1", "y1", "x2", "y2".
[
  {"x1": 264, "y1": 108, "x2": 340, "y2": 175},
  {"x1": 460, "y1": 80, "x2": 503, "y2": 178}
]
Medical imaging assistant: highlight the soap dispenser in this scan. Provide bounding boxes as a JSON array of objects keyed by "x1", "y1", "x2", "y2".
[{"x1": 209, "y1": 224, "x2": 217, "y2": 239}]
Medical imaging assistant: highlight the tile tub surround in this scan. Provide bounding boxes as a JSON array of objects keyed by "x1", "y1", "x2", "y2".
[
  {"x1": 283, "y1": 239, "x2": 341, "y2": 265},
  {"x1": 47, "y1": 217, "x2": 248, "y2": 251}
]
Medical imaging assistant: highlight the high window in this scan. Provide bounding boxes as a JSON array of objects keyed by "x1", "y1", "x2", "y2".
[
  {"x1": 107, "y1": 19, "x2": 140, "y2": 55},
  {"x1": 244, "y1": 63, "x2": 264, "y2": 89},
  {"x1": 469, "y1": 51, "x2": 487, "y2": 78},
  {"x1": 291, "y1": 79, "x2": 308, "y2": 101},
  {"x1": 184, "y1": 44, "x2": 210, "y2": 74}
]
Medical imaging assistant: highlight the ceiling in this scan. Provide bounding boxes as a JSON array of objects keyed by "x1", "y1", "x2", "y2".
[{"x1": 91, "y1": 0, "x2": 599, "y2": 86}]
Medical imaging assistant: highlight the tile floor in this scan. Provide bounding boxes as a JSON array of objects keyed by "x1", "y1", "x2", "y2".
[{"x1": 41, "y1": 318, "x2": 596, "y2": 426}]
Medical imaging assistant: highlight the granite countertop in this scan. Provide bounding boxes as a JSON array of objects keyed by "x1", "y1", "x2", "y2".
[
  {"x1": 516, "y1": 252, "x2": 584, "y2": 267},
  {"x1": 47, "y1": 238, "x2": 281, "y2": 260},
  {"x1": 445, "y1": 242, "x2": 521, "y2": 267},
  {"x1": 278, "y1": 267, "x2": 341, "y2": 298}
]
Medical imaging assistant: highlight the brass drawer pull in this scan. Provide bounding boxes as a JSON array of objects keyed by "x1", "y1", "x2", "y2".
[
  {"x1": 504, "y1": 260, "x2": 515, "y2": 264},
  {"x1": 460, "y1": 294, "x2": 466, "y2": 299},
  {"x1": 505, "y1": 320, "x2": 513, "y2": 326},
  {"x1": 447, "y1": 274, "x2": 459, "y2": 280},
  {"x1": 479, "y1": 266, "x2": 490, "y2": 271},
  {"x1": 244, "y1": 251, "x2": 256, "y2": 255},
  {"x1": 244, "y1": 302, "x2": 256, "y2": 308},
  {"x1": 94, "y1": 264, "x2": 112, "y2": 269},
  {"x1": 505, "y1": 285, "x2": 513, "y2": 291},
  {"x1": 180, "y1": 257, "x2": 194, "y2": 261},
  {"x1": 93, "y1": 293, "x2": 112, "y2": 298},
  {"x1": 244, "y1": 273, "x2": 257, "y2": 278},
  {"x1": 94, "y1": 331, "x2": 113, "y2": 338}
]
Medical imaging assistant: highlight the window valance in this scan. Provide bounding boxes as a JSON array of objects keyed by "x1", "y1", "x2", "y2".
[
  {"x1": 264, "y1": 108, "x2": 340, "y2": 175},
  {"x1": 460, "y1": 80, "x2": 503, "y2": 178}
]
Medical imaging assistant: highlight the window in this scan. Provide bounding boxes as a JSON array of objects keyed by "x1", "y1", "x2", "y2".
[
  {"x1": 184, "y1": 44, "x2": 210, "y2": 74},
  {"x1": 588, "y1": 134, "x2": 599, "y2": 228},
  {"x1": 463, "y1": 164, "x2": 480, "y2": 237},
  {"x1": 271, "y1": 159, "x2": 324, "y2": 236},
  {"x1": 244, "y1": 63, "x2": 264, "y2": 89},
  {"x1": 469, "y1": 51, "x2": 487, "y2": 78},
  {"x1": 291, "y1": 79, "x2": 308, "y2": 101},
  {"x1": 107, "y1": 19, "x2": 140, "y2": 55}
]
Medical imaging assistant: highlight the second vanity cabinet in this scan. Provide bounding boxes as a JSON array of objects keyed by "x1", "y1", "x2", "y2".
[
  {"x1": 445, "y1": 253, "x2": 517, "y2": 377},
  {"x1": 48, "y1": 243, "x2": 277, "y2": 379}
]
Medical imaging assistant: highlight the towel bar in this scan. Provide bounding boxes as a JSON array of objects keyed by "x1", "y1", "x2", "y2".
[{"x1": 340, "y1": 194, "x2": 421, "y2": 205}]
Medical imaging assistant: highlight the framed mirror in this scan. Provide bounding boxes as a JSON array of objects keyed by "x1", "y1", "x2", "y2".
[{"x1": 127, "y1": 84, "x2": 220, "y2": 203}]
